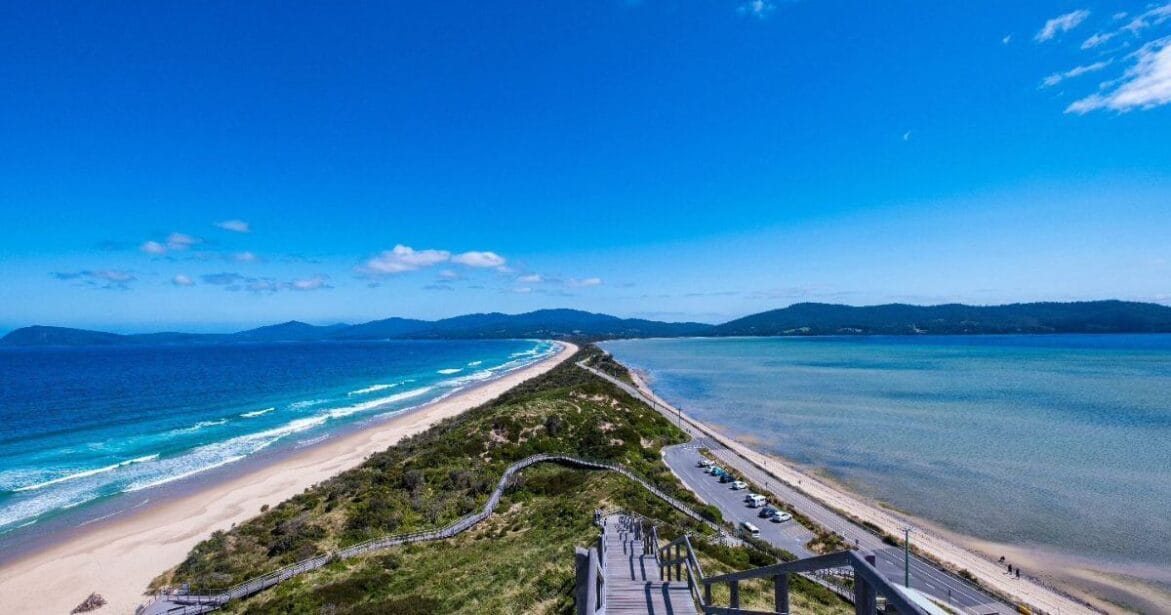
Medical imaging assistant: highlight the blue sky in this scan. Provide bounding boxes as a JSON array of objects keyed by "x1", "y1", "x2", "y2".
[{"x1": 2, "y1": 1, "x2": 1170, "y2": 331}]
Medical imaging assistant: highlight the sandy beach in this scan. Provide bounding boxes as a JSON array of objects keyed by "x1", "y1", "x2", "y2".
[
  {"x1": 0, "y1": 341, "x2": 575, "y2": 615},
  {"x1": 623, "y1": 369, "x2": 1106, "y2": 615}
]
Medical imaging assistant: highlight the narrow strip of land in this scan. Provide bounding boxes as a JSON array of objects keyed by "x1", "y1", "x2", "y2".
[
  {"x1": 579, "y1": 359, "x2": 1096, "y2": 615},
  {"x1": 0, "y1": 343, "x2": 575, "y2": 615}
]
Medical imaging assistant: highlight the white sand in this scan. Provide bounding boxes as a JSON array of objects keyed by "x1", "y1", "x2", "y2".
[{"x1": 0, "y1": 342, "x2": 576, "y2": 615}]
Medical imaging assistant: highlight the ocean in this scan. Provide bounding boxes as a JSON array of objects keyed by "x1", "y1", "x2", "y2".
[
  {"x1": 601, "y1": 335, "x2": 1171, "y2": 578},
  {"x1": 0, "y1": 338, "x2": 558, "y2": 547}
]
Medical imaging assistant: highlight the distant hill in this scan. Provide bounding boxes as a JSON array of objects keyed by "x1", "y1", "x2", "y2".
[
  {"x1": 5, "y1": 302, "x2": 1170, "y2": 347},
  {"x1": 710, "y1": 300, "x2": 1171, "y2": 336},
  {"x1": 0, "y1": 309, "x2": 713, "y2": 347}
]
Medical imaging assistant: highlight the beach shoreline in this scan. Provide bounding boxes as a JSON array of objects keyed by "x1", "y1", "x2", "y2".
[
  {"x1": 621, "y1": 368, "x2": 1115, "y2": 615},
  {"x1": 0, "y1": 341, "x2": 576, "y2": 615}
]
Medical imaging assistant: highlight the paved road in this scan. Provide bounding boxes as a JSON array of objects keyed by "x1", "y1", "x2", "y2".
[
  {"x1": 580, "y1": 361, "x2": 1012, "y2": 615},
  {"x1": 663, "y1": 442, "x2": 816, "y2": 559}
]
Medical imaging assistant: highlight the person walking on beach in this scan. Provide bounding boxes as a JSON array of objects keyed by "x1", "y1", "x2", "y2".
[
  {"x1": 1016, "y1": 569, "x2": 1021, "y2": 579},
  {"x1": 1007, "y1": 564, "x2": 1013, "y2": 575}
]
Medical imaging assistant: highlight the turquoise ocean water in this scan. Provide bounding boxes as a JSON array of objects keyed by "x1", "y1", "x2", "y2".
[
  {"x1": 0, "y1": 339, "x2": 557, "y2": 550},
  {"x1": 602, "y1": 335, "x2": 1171, "y2": 577}
]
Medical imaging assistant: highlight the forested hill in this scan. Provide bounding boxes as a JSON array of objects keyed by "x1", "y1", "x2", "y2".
[
  {"x1": 6, "y1": 301, "x2": 1171, "y2": 347},
  {"x1": 710, "y1": 300, "x2": 1171, "y2": 336}
]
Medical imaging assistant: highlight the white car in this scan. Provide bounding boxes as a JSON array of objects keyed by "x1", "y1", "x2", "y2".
[
  {"x1": 731, "y1": 480, "x2": 747, "y2": 490},
  {"x1": 697, "y1": 459, "x2": 713, "y2": 468},
  {"x1": 770, "y1": 511, "x2": 793, "y2": 523},
  {"x1": 743, "y1": 492, "x2": 760, "y2": 503}
]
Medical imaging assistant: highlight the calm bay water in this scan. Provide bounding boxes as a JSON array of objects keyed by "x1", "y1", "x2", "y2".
[
  {"x1": 602, "y1": 335, "x2": 1171, "y2": 571},
  {"x1": 0, "y1": 339, "x2": 557, "y2": 541}
]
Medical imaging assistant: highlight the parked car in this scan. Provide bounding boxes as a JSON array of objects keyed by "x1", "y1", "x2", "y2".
[
  {"x1": 770, "y1": 511, "x2": 793, "y2": 523},
  {"x1": 758, "y1": 505, "x2": 779, "y2": 519},
  {"x1": 731, "y1": 480, "x2": 748, "y2": 490},
  {"x1": 747, "y1": 494, "x2": 767, "y2": 507},
  {"x1": 697, "y1": 459, "x2": 713, "y2": 468},
  {"x1": 740, "y1": 521, "x2": 761, "y2": 536},
  {"x1": 743, "y1": 492, "x2": 759, "y2": 503},
  {"x1": 719, "y1": 473, "x2": 734, "y2": 483}
]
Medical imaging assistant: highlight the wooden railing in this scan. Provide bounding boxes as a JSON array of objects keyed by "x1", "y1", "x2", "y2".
[
  {"x1": 658, "y1": 533, "x2": 930, "y2": 615},
  {"x1": 142, "y1": 453, "x2": 711, "y2": 615}
]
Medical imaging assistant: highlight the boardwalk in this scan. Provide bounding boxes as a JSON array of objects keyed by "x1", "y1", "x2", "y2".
[{"x1": 602, "y1": 514, "x2": 699, "y2": 615}]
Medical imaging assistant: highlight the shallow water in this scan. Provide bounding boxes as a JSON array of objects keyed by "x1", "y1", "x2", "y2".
[
  {"x1": 602, "y1": 335, "x2": 1171, "y2": 573},
  {"x1": 0, "y1": 339, "x2": 556, "y2": 538}
]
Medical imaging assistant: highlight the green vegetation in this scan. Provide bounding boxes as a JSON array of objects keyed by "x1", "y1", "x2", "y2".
[
  {"x1": 154, "y1": 347, "x2": 851, "y2": 614},
  {"x1": 583, "y1": 347, "x2": 635, "y2": 384}
]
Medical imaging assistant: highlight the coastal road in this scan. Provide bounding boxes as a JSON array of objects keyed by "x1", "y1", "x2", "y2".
[{"x1": 580, "y1": 361, "x2": 1014, "y2": 615}]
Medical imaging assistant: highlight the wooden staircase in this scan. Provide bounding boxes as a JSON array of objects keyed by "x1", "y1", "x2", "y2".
[{"x1": 599, "y1": 514, "x2": 699, "y2": 615}]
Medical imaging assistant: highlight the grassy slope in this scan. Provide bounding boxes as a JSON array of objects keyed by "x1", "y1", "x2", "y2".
[{"x1": 156, "y1": 347, "x2": 849, "y2": 614}]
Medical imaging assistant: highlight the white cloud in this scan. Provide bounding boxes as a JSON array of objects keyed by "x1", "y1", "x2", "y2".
[
  {"x1": 513, "y1": 287, "x2": 533, "y2": 294},
  {"x1": 1036, "y1": 9, "x2": 1091, "y2": 42},
  {"x1": 1002, "y1": 34, "x2": 1013, "y2": 45},
  {"x1": 737, "y1": 0, "x2": 774, "y2": 19},
  {"x1": 902, "y1": 130, "x2": 912, "y2": 142},
  {"x1": 172, "y1": 274, "x2": 195, "y2": 287},
  {"x1": 362, "y1": 244, "x2": 451, "y2": 274},
  {"x1": 568, "y1": 277, "x2": 603, "y2": 288},
  {"x1": 234, "y1": 251, "x2": 258, "y2": 263},
  {"x1": 438, "y1": 269, "x2": 461, "y2": 281},
  {"x1": 140, "y1": 240, "x2": 167, "y2": 255},
  {"x1": 166, "y1": 232, "x2": 200, "y2": 251},
  {"x1": 1067, "y1": 37, "x2": 1171, "y2": 113},
  {"x1": 1122, "y1": 2, "x2": 1171, "y2": 35},
  {"x1": 289, "y1": 275, "x2": 330, "y2": 291},
  {"x1": 1041, "y1": 59, "x2": 1112, "y2": 87},
  {"x1": 451, "y1": 250, "x2": 506, "y2": 268},
  {"x1": 517, "y1": 274, "x2": 544, "y2": 284},
  {"x1": 1081, "y1": 31, "x2": 1116, "y2": 49},
  {"x1": 216, "y1": 219, "x2": 251, "y2": 233}
]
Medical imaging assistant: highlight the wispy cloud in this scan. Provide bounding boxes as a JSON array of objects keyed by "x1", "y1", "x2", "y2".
[
  {"x1": 166, "y1": 232, "x2": 200, "y2": 250},
  {"x1": 52, "y1": 269, "x2": 136, "y2": 290},
  {"x1": 200, "y1": 272, "x2": 330, "y2": 293},
  {"x1": 1081, "y1": 31, "x2": 1116, "y2": 49},
  {"x1": 288, "y1": 275, "x2": 330, "y2": 291},
  {"x1": 215, "y1": 219, "x2": 251, "y2": 233},
  {"x1": 234, "y1": 251, "x2": 259, "y2": 263},
  {"x1": 1067, "y1": 37, "x2": 1171, "y2": 112},
  {"x1": 139, "y1": 232, "x2": 202, "y2": 255},
  {"x1": 1036, "y1": 9, "x2": 1091, "y2": 42},
  {"x1": 140, "y1": 240, "x2": 167, "y2": 255},
  {"x1": 172, "y1": 274, "x2": 195, "y2": 287},
  {"x1": 567, "y1": 277, "x2": 603, "y2": 288},
  {"x1": 738, "y1": 0, "x2": 775, "y2": 19},
  {"x1": 1002, "y1": 34, "x2": 1013, "y2": 45},
  {"x1": 1041, "y1": 59, "x2": 1112, "y2": 88},
  {"x1": 516, "y1": 274, "x2": 544, "y2": 284}
]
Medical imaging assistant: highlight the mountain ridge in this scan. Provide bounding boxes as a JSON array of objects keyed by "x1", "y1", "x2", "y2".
[{"x1": 4, "y1": 301, "x2": 1171, "y2": 347}]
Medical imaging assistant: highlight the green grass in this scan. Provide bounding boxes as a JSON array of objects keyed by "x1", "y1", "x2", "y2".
[{"x1": 155, "y1": 347, "x2": 852, "y2": 614}]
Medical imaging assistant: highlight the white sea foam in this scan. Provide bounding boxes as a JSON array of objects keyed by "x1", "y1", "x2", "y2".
[
  {"x1": 467, "y1": 360, "x2": 483, "y2": 366},
  {"x1": 324, "y1": 387, "x2": 434, "y2": 419},
  {"x1": 122, "y1": 415, "x2": 327, "y2": 493},
  {"x1": 441, "y1": 369, "x2": 495, "y2": 387},
  {"x1": 289, "y1": 398, "x2": 328, "y2": 410},
  {"x1": 13, "y1": 454, "x2": 160, "y2": 493},
  {"x1": 437, "y1": 368, "x2": 462, "y2": 375},
  {"x1": 123, "y1": 455, "x2": 247, "y2": 492},
  {"x1": 168, "y1": 418, "x2": 228, "y2": 435},
  {"x1": 347, "y1": 383, "x2": 398, "y2": 396},
  {"x1": 240, "y1": 407, "x2": 275, "y2": 418}
]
